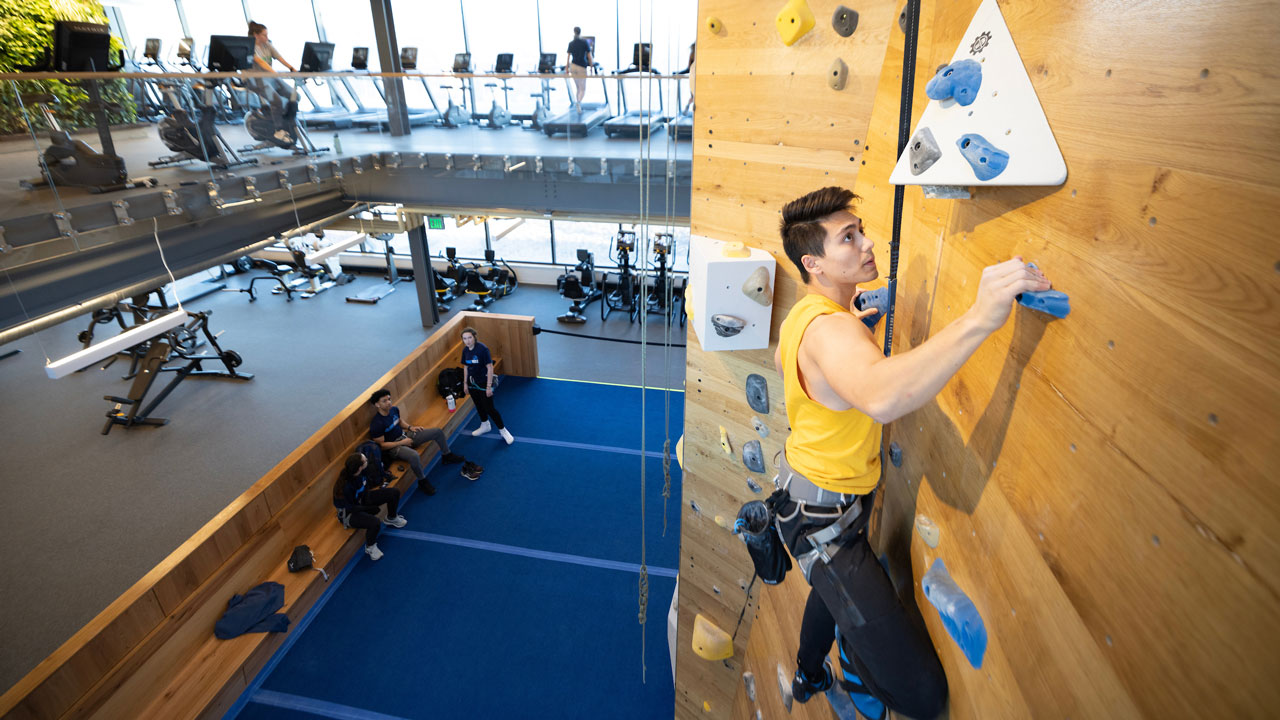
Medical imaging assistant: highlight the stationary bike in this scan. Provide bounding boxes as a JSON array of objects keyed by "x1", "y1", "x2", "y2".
[
  {"x1": 151, "y1": 83, "x2": 257, "y2": 169},
  {"x1": 556, "y1": 249, "x2": 602, "y2": 323},
  {"x1": 526, "y1": 52, "x2": 559, "y2": 130},
  {"x1": 441, "y1": 84, "x2": 472, "y2": 127},
  {"x1": 602, "y1": 230, "x2": 640, "y2": 321},
  {"x1": 240, "y1": 81, "x2": 326, "y2": 156},
  {"x1": 482, "y1": 82, "x2": 512, "y2": 128}
]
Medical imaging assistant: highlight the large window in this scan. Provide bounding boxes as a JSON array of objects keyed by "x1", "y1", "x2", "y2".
[
  {"x1": 489, "y1": 218, "x2": 553, "y2": 264},
  {"x1": 112, "y1": 0, "x2": 185, "y2": 61},
  {"x1": 181, "y1": 0, "x2": 251, "y2": 69},
  {"x1": 461, "y1": 0, "x2": 542, "y2": 117},
  {"x1": 391, "y1": 0, "x2": 466, "y2": 112}
]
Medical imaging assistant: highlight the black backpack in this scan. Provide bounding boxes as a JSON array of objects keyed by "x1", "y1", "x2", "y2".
[{"x1": 437, "y1": 367, "x2": 464, "y2": 398}]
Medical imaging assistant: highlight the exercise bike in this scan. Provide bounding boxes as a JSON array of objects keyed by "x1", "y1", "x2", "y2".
[
  {"x1": 556, "y1": 249, "x2": 603, "y2": 323},
  {"x1": 441, "y1": 84, "x2": 472, "y2": 127},
  {"x1": 633, "y1": 232, "x2": 684, "y2": 327},
  {"x1": 482, "y1": 81, "x2": 512, "y2": 129},
  {"x1": 151, "y1": 83, "x2": 257, "y2": 170},
  {"x1": 240, "y1": 88, "x2": 327, "y2": 156},
  {"x1": 602, "y1": 229, "x2": 640, "y2": 321},
  {"x1": 458, "y1": 250, "x2": 518, "y2": 312}
]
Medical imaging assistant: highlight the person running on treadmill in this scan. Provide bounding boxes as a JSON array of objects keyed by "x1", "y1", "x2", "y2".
[
  {"x1": 369, "y1": 389, "x2": 482, "y2": 495},
  {"x1": 333, "y1": 452, "x2": 406, "y2": 562},
  {"x1": 565, "y1": 27, "x2": 593, "y2": 112},
  {"x1": 773, "y1": 186, "x2": 1050, "y2": 718},
  {"x1": 248, "y1": 21, "x2": 296, "y2": 143}
]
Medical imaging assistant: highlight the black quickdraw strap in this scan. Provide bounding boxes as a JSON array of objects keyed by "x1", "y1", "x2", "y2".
[{"x1": 883, "y1": 0, "x2": 922, "y2": 359}]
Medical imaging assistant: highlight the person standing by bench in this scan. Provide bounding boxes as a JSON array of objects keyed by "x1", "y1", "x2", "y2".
[
  {"x1": 461, "y1": 327, "x2": 514, "y2": 445},
  {"x1": 333, "y1": 453, "x2": 407, "y2": 562},
  {"x1": 369, "y1": 389, "x2": 482, "y2": 494}
]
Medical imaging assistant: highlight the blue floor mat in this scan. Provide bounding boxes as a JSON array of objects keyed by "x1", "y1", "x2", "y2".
[
  {"x1": 410, "y1": 437, "x2": 681, "y2": 570},
  {"x1": 251, "y1": 542, "x2": 676, "y2": 720},
  {"x1": 482, "y1": 376, "x2": 684, "y2": 454}
]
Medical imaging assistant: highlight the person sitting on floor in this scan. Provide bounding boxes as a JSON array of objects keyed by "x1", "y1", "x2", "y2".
[
  {"x1": 333, "y1": 452, "x2": 407, "y2": 562},
  {"x1": 369, "y1": 389, "x2": 483, "y2": 494}
]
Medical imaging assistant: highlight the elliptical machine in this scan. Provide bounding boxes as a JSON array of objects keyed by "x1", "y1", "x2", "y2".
[
  {"x1": 602, "y1": 229, "x2": 639, "y2": 321},
  {"x1": 442, "y1": 52, "x2": 474, "y2": 127},
  {"x1": 556, "y1": 249, "x2": 602, "y2": 323},
  {"x1": 634, "y1": 232, "x2": 682, "y2": 325},
  {"x1": 481, "y1": 53, "x2": 513, "y2": 129},
  {"x1": 151, "y1": 83, "x2": 257, "y2": 169}
]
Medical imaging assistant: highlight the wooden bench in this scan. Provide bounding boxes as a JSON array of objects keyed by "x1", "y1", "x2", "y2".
[{"x1": 0, "y1": 312, "x2": 537, "y2": 720}]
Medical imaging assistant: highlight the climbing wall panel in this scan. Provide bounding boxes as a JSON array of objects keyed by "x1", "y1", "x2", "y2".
[
  {"x1": 680, "y1": 0, "x2": 1280, "y2": 719},
  {"x1": 677, "y1": 1, "x2": 900, "y2": 718}
]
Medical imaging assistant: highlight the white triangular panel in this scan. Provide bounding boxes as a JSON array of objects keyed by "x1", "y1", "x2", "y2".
[{"x1": 890, "y1": 0, "x2": 1066, "y2": 187}]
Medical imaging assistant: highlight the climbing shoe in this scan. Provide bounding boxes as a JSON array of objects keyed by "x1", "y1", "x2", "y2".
[{"x1": 792, "y1": 659, "x2": 834, "y2": 704}]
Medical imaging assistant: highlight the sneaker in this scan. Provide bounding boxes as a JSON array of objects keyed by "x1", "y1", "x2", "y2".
[
  {"x1": 364, "y1": 543, "x2": 383, "y2": 561},
  {"x1": 273, "y1": 129, "x2": 293, "y2": 144},
  {"x1": 792, "y1": 659, "x2": 834, "y2": 704},
  {"x1": 461, "y1": 461, "x2": 484, "y2": 481},
  {"x1": 382, "y1": 514, "x2": 407, "y2": 528},
  {"x1": 441, "y1": 452, "x2": 466, "y2": 464},
  {"x1": 471, "y1": 421, "x2": 492, "y2": 436},
  {"x1": 498, "y1": 427, "x2": 514, "y2": 445},
  {"x1": 419, "y1": 479, "x2": 437, "y2": 496}
]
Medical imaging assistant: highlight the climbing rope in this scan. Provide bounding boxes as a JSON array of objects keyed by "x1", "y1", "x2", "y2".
[{"x1": 884, "y1": 0, "x2": 922, "y2": 358}]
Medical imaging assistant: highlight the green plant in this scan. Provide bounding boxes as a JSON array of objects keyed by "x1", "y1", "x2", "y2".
[{"x1": 0, "y1": 0, "x2": 137, "y2": 136}]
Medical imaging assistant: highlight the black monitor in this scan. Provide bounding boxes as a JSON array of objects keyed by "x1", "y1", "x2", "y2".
[
  {"x1": 143, "y1": 38, "x2": 160, "y2": 60},
  {"x1": 582, "y1": 36, "x2": 596, "y2": 55},
  {"x1": 632, "y1": 43, "x2": 652, "y2": 71},
  {"x1": 351, "y1": 47, "x2": 369, "y2": 70},
  {"x1": 301, "y1": 41, "x2": 334, "y2": 72},
  {"x1": 536, "y1": 52, "x2": 556, "y2": 73},
  {"x1": 494, "y1": 53, "x2": 513, "y2": 73},
  {"x1": 400, "y1": 46, "x2": 417, "y2": 70},
  {"x1": 208, "y1": 35, "x2": 254, "y2": 71},
  {"x1": 452, "y1": 52, "x2": 471, "y2": 73},
  {"x1": 53, "y1": 21, "x2": 112, "y2": 71}
]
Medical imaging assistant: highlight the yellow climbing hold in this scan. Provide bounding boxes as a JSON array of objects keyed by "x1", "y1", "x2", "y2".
[
  {"x1": 693, "y1": 613, "x2": 734, "y2": 660},
  {"x1": 703, "y1": 700, "x2": 713, "y2": 712},
  {"x1": 676, "y1": 434, "x2": 685, "y2": 469},
  {"x1": 706, "y1": 16, "x2": 723, "y2": 34},
  {"x1": 719, "y1": 426, "x2": 732, "y2": 455},
  {"x1": 775, "y1": 0, "x2": 816, "y2": 46}
]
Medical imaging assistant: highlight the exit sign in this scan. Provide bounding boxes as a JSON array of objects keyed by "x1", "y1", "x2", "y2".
[{"x1": 427, "y1": 215, "x2": 445, "y2": 230}]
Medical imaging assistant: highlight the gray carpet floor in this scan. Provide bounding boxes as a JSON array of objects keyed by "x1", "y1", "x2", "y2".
[{"x1": 0, "y1": 268, "x2": 685, "y2": 693}]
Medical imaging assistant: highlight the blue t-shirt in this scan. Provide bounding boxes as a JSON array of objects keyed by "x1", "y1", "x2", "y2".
[
  {"x1": 370, "y1": 406, "x2": 405, "y2": 442},
  {"x1": 462, "y1": 342, "x2": 493, "y2": 390},
  {"x1": 567, "y1": 38, "x2": 591, "y2": 67}
]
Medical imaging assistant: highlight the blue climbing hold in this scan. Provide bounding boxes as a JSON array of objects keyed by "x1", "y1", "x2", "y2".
[
  {"x1": 956, "y1": 133, "x2": 1009, "y2": 181},
  {"x1": 1018, "y1": 262, "x2": 1070, "y2": 318},
  {"x1": 921, "y1": 558, "x2": 988, "y2": 669},
  {"x1": 925, "y1": 58, "x2": 982, "y2": 106},
  {"x1": 854, "y1": 287, "x2": 890, "y2": 330}
]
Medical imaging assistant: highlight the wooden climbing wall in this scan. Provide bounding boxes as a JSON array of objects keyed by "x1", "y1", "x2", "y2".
[
  {"x1": 676, "y1": 1, "x2": 899, "y2": 717},
  {"x1": 679, "y1": 0, "x2": 1280, "y2": 719}
]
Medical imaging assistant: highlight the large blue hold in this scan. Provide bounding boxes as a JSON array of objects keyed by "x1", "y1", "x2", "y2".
[
  {"x1": 1018, "y1": 262, "x2": 1070, "y2": 318},
  {"x1": 921, "y1": 558, "x2": 987, "y2": 669},
  {"x1": 925, "y1": 59, "x2": 982, "y2": 106},
  {"x1": 854, "y1": 286, "x2": 890, "y2": 330},
  {"x1": 956, "y1": 133, "x2": 1010, "y2": 181}
]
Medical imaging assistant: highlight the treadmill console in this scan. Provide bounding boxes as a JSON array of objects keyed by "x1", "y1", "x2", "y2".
[
  {"x1": 452, "y1": 52, "x2": 472, "y2": 73},
  {"x1": 536, "y1": 52, "x2": 557, "y2": 73},
  {"x1": 177, "y1": 37, "x2": 193, "y2": 59},
  {"x1": 301, "y1": 41, "x2": 334, "y2": 72},
  {"x1": 144, "y1": 38, "x2": 160, "y2": 60},
  {"x1": 494, "y1": 53, "x2": 514, "y2": 73},
  {"x1": 400, "y1": 46, "x2": 417, "y2": 70},
  {"x1": 632, "y1": 43, "x2": 652, "y2": 72},
  {"x1": 351, "y1": 47, "x2": 369, "y2": 70}
]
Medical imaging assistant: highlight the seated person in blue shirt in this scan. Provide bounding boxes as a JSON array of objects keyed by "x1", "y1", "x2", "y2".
[
  {"x1": 333, "y1": 452, "x2": 406, "y2": 562},
  {"x1": 369, "y1": 389, "x2": 483, "y2": 495}
]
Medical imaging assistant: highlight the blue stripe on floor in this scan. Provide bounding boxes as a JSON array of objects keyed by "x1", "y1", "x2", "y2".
[
  {"x1": 472, "y1": 432, "x2": 669, "y2": 459},
  {"x1": 251, "y1": 690, "x2": 413, "y2": 720},
  {"x1": 384, "y1": 529, "x2": 678, "y2": 577}
]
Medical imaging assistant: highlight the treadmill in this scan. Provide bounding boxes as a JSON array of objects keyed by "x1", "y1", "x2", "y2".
[
  {"x1": 603, "y1": 43, "x2": 667, "y2": 139},
  {"x1": 294, "y1": 42, "x2": 353, "y2": 129},
  {"x1": 669, "y1": 64, "x2": 694, "y2": 140},
  {"x1": 543, "y1": 36, "x2": 612, "y2": 138},
  {"x1": 347, "y1": 47, "x2": 439, "y2": 129}
]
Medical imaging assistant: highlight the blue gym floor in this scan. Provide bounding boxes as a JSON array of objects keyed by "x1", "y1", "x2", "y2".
[{"x1": 226, "y1": 376, "x2": 684, "y2": 720}]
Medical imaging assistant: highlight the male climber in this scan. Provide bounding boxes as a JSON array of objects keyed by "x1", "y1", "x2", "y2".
[{"x1": 772, "y1": 186, "x2": 1050, "y2": 718}]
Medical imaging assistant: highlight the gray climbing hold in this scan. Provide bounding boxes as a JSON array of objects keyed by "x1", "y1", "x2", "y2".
[
  {"x1": 752, "y1": 416, "x2": 770, "y2": 438},
  {"x1": 898, "y1": 6, "x2": 907, "y2": 32},
  {"x1": 828, "y1": 58, "x2": 849, "y2": 91},
  {"x1": 745, "y1": 374, "x2": 769, "y2": 414},
  {"x1": 746, "y1": 476, "x2": 763, "y2": 494},
  {"x1": 956, "y1": 133, "x2": 1009, "y2": 181},
  {"x1": 743, "y1": 440, "x2": 765, "y2": 473},
  {"x1": 832, "y1": 6, "x2": 859, "y2": 37},
  {"x1": 889, "y1": 441, "x2": 903, "y2": 467},
  {"x1": 743, "y1": 671, "x2": 757, "y2": 702},
  {"x1": 711, "y1": 314, "x2": 746, "y2": 337},
  {"x1": 908, "y1": 127, "x2": 942, "y2": 176}
]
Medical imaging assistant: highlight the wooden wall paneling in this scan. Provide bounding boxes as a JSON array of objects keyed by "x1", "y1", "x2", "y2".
[{"x1": 678, "y1": 1, "x2": 900, "y2": 718}]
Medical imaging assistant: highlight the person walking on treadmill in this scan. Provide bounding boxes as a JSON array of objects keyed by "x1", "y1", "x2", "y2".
[
  {"x1": 773, "y1": 186, "x2": 1051, "y2": 718},
  {"x1": 248, "y1": 21, "x2": 296, "y2": 144},
  {"x1": 565, "y1": 27, "x2": 593, "y2": 112},
  {"x1": 461, "y1": 327, "x2": 513, "y2": 445}
]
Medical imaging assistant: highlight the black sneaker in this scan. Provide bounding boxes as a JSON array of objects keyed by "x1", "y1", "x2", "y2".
[
  {"x1": 441, "y1": 452, "x2": 465, "y2": 465},
  {"x1": 419, "y1": 479, "x2": 437, "y2": 495}
]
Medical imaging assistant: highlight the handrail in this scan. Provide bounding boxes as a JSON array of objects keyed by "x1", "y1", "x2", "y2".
[{"x1": 0, "y1": 71, "x2": 688, "y2": 81}]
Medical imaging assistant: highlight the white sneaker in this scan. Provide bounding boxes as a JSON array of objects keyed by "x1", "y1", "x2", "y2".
[
  {"x1": 499, "y1": 427, "x2": 514, "y2": 445},
  {"x1": 471, "y1": 421, "x2": 492, "y2": 436},
  {"x1": 364, "y1": 543, "x2": 383, "y2": 561},
  {"x1": 382, "y1": 514, "x2": 407, "y2": 528}
]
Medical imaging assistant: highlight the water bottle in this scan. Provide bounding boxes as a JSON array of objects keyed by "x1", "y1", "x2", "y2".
[
  {"x1": 921, "y1": 558, "x2": 987, "y2": 668},
  {"x1": 446, "y1": 394, "x2": 456, "y2": 412},
  {"x1": 333, "y1": 133, "x2": 342, "y2": 154}
]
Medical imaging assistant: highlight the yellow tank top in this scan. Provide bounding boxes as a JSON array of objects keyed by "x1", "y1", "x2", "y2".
[{"x1": 780, "y1": 294, "x2": 882, "y2": 494}]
